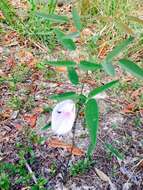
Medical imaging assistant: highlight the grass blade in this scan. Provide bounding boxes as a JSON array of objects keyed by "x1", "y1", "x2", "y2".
[{"x1": 105, "y1": 143, "x2": 124, "y2": 160}]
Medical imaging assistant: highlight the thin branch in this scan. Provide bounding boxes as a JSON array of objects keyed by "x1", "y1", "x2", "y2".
[{"x1": 25, "y1": 159, "x2": 38, "y2": 184}]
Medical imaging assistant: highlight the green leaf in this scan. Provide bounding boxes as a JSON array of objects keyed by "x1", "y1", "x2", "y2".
[
  {"x1": 116, "y1": 20, "x2": 134, "y2": 35},
  {"x1": 106, "y1": 36, "x2": 134, "y2": 61},
  {"x1": 88, "y1": 80, "x2": 119, "y2": 98},
  {"x1": 101, "y1": 60, "x2": 115, "y2": 76},
  {"x1": 50, "y1": 92, "x2": 77, "y2": 101},
  {"x1": 36, "y1": 62, "x2": 46, "y2": 69},
  {"x1": 85, "y1": 99, "x2": 99, "y2": 155},
  {"x1": 72, "y1": 7, "x2": 83, "y2": 31},
  {"x1": 79, "y1": 61, "x2": 102, "y2": 71},
  {"x1": 67, "y1": 67, "x2": 79, "y2": 85},
  {"x1": 54, "y1": 28, "x2": 65, "y2": 39},
  {"x1": 55, "y1": 29, "x2": 79, "y2": 40},
  {"x1": 43, "y1": 107, "x2": 52, "y2": 113},
  {"x1": 78, "y1": 94, "x2": 87, "y2": 105},
  {"x1": 105, "y1": 143, "x2": 124, "y2": 160},
  {"x1": 36, "y1": 12, "x2": 68, "y2": 22},
  {"x1": 55, "y1": 29, "x2": 76, "y2": 50},
  {"x1": 63, "y1": 32, "x2": 80, "y2": 39},
  {"x1": 102, "y1": 37, "x2": 134, "y2": 76},
  {"x1": 119, "y1": 59, "x2": 143, "y2": 79},
  {"x1": 42, "y1": 123, "x2": 51, "y2": 130},
  {"x1": 44, "y1": 60, "x2": 76, "y2": 67},
  {"x1": 61, "y1": 38, "x2": 76, "y2": 50}
]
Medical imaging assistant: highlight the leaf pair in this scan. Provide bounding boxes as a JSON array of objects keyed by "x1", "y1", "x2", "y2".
[
  {"x1": 102, "y1": 36, "x2": 134, "y2": 76},
  {"x1": 67, "y1": 60, "x2": 102, "y2": 85},
  {"x1": 44, "y1": 59, "x2": 102, "y2": 85},
  {"x1": 102, "y1": 37, "x2": 143, "y2": 79},
  {"x1": 54, "y1": 5, "x2": 83, "y2": 51}
]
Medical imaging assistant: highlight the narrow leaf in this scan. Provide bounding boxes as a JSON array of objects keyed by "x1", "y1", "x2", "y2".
[
  {"x1": 116, "y1": 20, "x2": 134, "y2": 35},
  {"x1": 44, "y1": 60, "x2": 76, "y2": 67},
  {"x1": 128, "y1": 16, "x2": 143, "y2": 25},
  {"x1": 72, "y1": 7, "x2": 83, "y2": 31},
  {"x1": 88, "y1": 80, "x2": 119, "y2": 98},
  {"x1": 106, "y1": 37, "x2": 134, "y2": 61},
  {"x1": 79, "y1": 61, "x2": 102, "y2": 71},
  {"x1": 85, "y1": 99, "x2": 99, "y2": 155},
  {"x1": 42, "y1": 123, "x2": 51, "y2": 130},
  {"x1": 55, "y1": 29, "x2": 76, "y2": 50},
  {"x1": 62, "y1": 32, "x2": 80, "y2": 39},
  {"x1": 119, "y1": 59, "x2": 143, "y2": 79},
  {"x1": 67, "y1": 67, "x2": 79, "y2": 85},
  {"x1": 50, "y1": 92, "x2": 77, "y2": 101},
  {"x1": 101, "y1": 60, "x2": 115, "y2": 76},
  {"x1": 105, "y1": 143, "x2": 124, "y2": 160},
  {"x1": 54, "y1": 28, "x2": 65, "y2": 38},
  {"x1": 55, "y1": 29, "x2": 79, "y2": 40},
  {"x1": 36, "y1": 12, "x2": 68, "y2": 22},
  {"x1": 61, "y1": 38, "x2": 76, "y2": 50}
]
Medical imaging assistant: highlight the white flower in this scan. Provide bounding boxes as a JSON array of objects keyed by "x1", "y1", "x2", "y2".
[{"x1": 51, "y1": 100, "x2": 76, "y2": 135}]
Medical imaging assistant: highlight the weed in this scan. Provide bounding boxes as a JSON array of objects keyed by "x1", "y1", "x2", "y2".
[
  {"x1": 0, "y1": 130, "x2": 48, "y2": 189},
  {"x1": 24, "y1": 96, "x2": 35, "y2": 111},
  {"x1": 86, "y1": 35, "x2": 99, "y2": 56},
  {"x1": 0, "y1": 0, "x2": 21, "y2": 27},
  {"x1": 77, "y1": 0, "x2": 143, "y2": 59},
  {"x1": 49, "y1": 162, "x2": 57, "y2": 176},
  {"x1": 70, "y1": 158, "x2": 94, "y2": 176},
  {"x1": 0, "y1": 173, "x2": 10, "y2": 190},
  {"x1": 0, "y1": 0, "x2": 58, "y2": 49},
  {"x1": 11, "y1": 64, "x2": 31, "y2": 83},
  {"x1": 133, "y1": 115, "x2": 143, "y2": 128},
  {"x1": 43, "y1": 69, "x2": 57, "y2": 81},
  {"x1": 7, "y1": 96, "x2": 23, "y2": 110}
]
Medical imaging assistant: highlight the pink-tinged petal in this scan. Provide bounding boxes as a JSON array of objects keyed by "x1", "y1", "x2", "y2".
[{"x1": 51, "y1": 99, "x2": 76, "y2": 135}]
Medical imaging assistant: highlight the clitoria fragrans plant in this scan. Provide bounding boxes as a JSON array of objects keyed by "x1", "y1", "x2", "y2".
[{"x1": 38, "y1": 7, "x2": 143, "y2": 182}]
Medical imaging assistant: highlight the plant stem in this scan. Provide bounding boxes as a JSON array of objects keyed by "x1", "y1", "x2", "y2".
[{"x1": 62, "y1": 78, "x2": 87, "y2": 184}]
